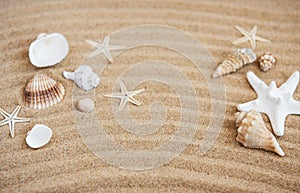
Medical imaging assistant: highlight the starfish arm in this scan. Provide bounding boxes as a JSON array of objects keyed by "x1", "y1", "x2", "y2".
[
  {"x1": 255, "y1": 35, "x2": 271, "y2": 43},
  {"x1": 11, "y1": 105, "x2": 21, "y2": 117},
  {"x1": 237, "y1": 100, "x2": 259, "y2": 112},
  {"x1": 119, "y1": 97, "x2": 128, "y2": 111},
  {"x1": 232, "y1": 36, "x2": 249, "y2": 45},
  {"x1": 103, "y1": 36, "x2": 110, "y2": 47},
  {"x1": 119, "y1": 81, "x2": 128, "y2": 94},
  {"x1": 249, "y1": 37, "x2": 256, "y2": 50},
  {"x1": 103, "y1": 48, "x2": 113, "y2": 62},
  {"x1": 14, "y1": 117, "x2": 30, "y2": 123},
  {"x1": 268, "y1": 81, "x2": 278, "y2": 94},
  {"x1": 9, "y1": 121, "x2": 14, "y2": 138},
  {"x1": 108, "y1": 45, "x2": 126, "y2": 50},
  {"x1": 0, "y1": 108, "x2": 10, "y2": 118},
  {"x1": 250, "y1": 26, "x2": 257, "y2": 35},
  {"x1": 247, "y1": 71, "x2": 268, "y2": 94},
  {"x1": 104, "y1": 93, "x2": 125, "y2": 99},
  {"x1": 128, "y1": 88, "x2": 145, "y2": 96},
  {"x1": 86, "y1": 39, "x2": 99, "y2": 47},
  {"x1": 88, "y1": 48, "x2": 104, "y2": 57},
  {"x1": 279, "y1": 71, "x2": 299, "y2": 94},
  {"x1": 234, "y1": 26, "x2": 250, "y2": 36},
  {"x1": 128, "y1": 97, "x2": 141, "y2": 106},
  {"x1": 268, "y1": 112, "x2": 287, "y2": 137},
  {"x1": 290, "y1": 100, "x2": 300, "y2": 114},
  {"x1": 0, "y1": 118, "x2": 9, "y2": 126}
]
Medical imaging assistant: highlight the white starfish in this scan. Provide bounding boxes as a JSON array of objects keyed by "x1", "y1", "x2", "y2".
[
  {"x1": 104, "y1": 81, "x2": 145, "y2": 111},
  {"x1": 238, "y1": 71, "x2": 300, "y2": 136},
  {"x1": 232, "y1": 26, "x2": 271, "y2": 50},
  {"x1": 0, "y1": 105, "x2": 30, "y2": 138},
  {"x1": 86, "y1": 36, "x2": 126, "y2": 62}
]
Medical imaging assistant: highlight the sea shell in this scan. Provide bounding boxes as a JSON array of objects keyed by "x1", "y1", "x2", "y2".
[
  {"x1": 213, "y1": 48, "x2": 256, "y2": 78},
  {"x1": 76, "y1": 98, "x2": 95, "y2": 113},
  {"x1": 258, "y1": 52, "x2": 276, "y2": 72},
  {"x1": 26, "y1": 124, "x2": 52, "y2": 149},
  {"x1": 29, "y1": 33, "x2": 69, "y2": 68},
  {"x1": 63, "y1": 65, "x2": 100, "y2": 91},
  {"x1": 235, "y1": 110, "x2": 284, "y2": 156},
  {"x1": 24, "y1": 74, "x2": 65, "y2": 109}
]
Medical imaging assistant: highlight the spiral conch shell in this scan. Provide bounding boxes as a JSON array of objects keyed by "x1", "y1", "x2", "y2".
[
  {"x1": 63, "y1": 65, "x2": 100, "y2": 91},
  {"x1": 24, "y1": 74, "x2": 65, "y2": 109},
  {"x1": 235, "y1": 110, "x2": 284, "y2": 156},
  {"x1": 213, "y1": 48, "x2": 256, "y2": 78}
]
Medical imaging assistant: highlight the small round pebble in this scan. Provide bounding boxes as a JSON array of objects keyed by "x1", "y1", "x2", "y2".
[{"x1": 76, "y1": 98, "x2": 95, "y2": 113}]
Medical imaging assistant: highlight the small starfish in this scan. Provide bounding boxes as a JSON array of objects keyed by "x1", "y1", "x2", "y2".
[
  {"x1": 238, "y1": 71, "x2": 300, "y2": 136},
  {"x1": 232, "y1": 26, "x2": 271, "y2": 50},
  {"x1": 104, "y1": 81, "x2": 145, "y2": 111},
  {"x1": 86, "y1": 36, "x2": 126, "y2": 62},
  {"x1": 0, "y1": 105, "x2": 30, "y2": 138}
]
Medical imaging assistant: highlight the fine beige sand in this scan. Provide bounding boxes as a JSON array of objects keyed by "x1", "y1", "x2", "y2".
[{"x1": 0, "y1": 0, "x2": 299, "y2": 192}]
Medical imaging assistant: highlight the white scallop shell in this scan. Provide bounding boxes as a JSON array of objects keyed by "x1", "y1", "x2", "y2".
[
  {"x1": 63, "y1": 65, "x2": 100, "y2": 91},
  {"x1": 29, "y1": 33, "x2": 69, "y2": 68},
  {"x1": 26, "y1": 124, "x2": 52, "y2": 149}
]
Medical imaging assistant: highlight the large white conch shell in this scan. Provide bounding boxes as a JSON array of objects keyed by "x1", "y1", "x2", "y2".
[
  {"x1": 63, "y1": 65, "x2": 100, "y2": 91},
  {"x1": 26, "y1": 124, "x2": 52, "y2": 149},
  {"x1": 29, "y1": 33, "x2": 69, "y2": 68}
]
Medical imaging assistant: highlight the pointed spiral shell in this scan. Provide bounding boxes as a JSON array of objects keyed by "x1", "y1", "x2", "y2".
[{"x1": 213, "y1": 48, "x2": 256, "y2": 78}]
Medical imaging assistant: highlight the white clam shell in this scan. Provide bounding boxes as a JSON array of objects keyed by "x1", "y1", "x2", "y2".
[
  {"x1": 26, "y1": 124, "x2": 52, "y2": 149},
  {"x1": 29, "y1": 33, "x2": 69, "y2": 68}
]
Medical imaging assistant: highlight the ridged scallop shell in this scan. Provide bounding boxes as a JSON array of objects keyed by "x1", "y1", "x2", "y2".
[
  {"x1": 258, "y1": 52, "x2": 276, "y2": 72},
  {"x1": 235, "y1": 110, "x2": 284, "y2": 156},
  {"x1": 63, "y1": 65, "x2": 100, "y2": 91},
  {"x1": 213, "y1": 48, "x2": 256, "y2": 78},
  {"x1": 29, "y1": 33, "x2": 69, "y2": 68},
  {"x1": 24, "y1": 74, "x2": 65, "y2": 109}
]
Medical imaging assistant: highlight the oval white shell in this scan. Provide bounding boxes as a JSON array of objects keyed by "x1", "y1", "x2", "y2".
[
  {"x1": 29, "y1": 33, "x2": 69, "y2": 68},
  {"x1": 76, "y1": 98, "x2": 95, "y2": 113},
  {"x1": 63, "y1": 65, "x2": 100, "y2": 91},
  {"x1": 26, "y1": 124, "x2": 52, "y2": 149}
]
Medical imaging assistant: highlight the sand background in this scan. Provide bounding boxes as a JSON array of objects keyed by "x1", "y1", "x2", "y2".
[{"x1": 0, "y1": 0, "x2": 299, "y2": 192}]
